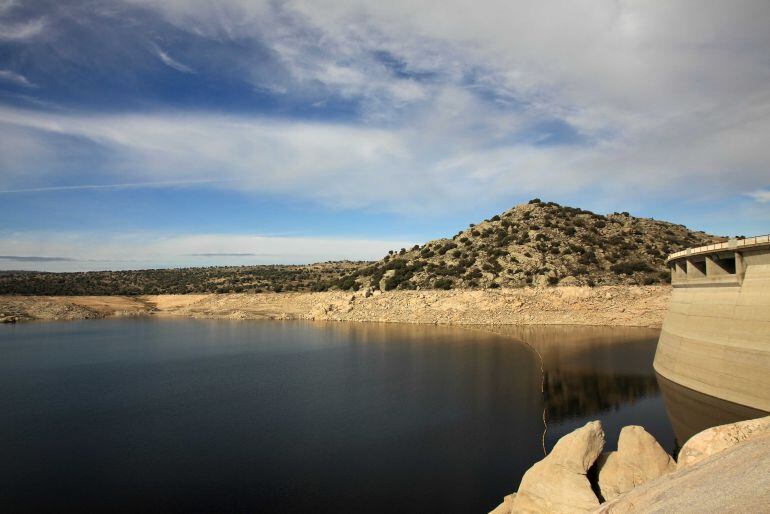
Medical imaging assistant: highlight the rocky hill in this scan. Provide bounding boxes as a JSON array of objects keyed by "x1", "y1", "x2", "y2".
[
  {"x1": 339, "y1": 199, "x2": 722, "y2": 291},
  {"x1": 0, "y1": 199, "x2": 722, "y2": 295}
]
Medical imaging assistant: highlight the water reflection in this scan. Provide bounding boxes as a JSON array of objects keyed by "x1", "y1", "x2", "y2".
[
  {"x1": 479, "y1": 325, "x2": 673, "y2": 452},
  {"x1": 656, "y1": 372, "x2": 769, "y2": 446},
  {"x1": 0, "y1": 319, "x2": 545, "y2": 514},
  {"x1": 481, "y1": 326, "x2": 662, "y2": 420}
]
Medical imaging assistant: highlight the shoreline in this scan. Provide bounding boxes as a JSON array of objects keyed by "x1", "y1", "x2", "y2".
[{"x1": 1, "y1": 285, "x2": 670, "y2": 327}]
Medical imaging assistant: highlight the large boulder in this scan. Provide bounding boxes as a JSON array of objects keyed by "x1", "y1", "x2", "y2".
[
  {"x1": 510, "y1": 421, "x2": 605, "y2": 513},
  {"x1": 596, "y1": 426, "x2": 675, "y2": 501},
  {"x1": 678, "y1": 414, "x2": 770, "y2": 469},
  {"x1": 593, "y1": 432, "x2": 770, "y2": 513}
]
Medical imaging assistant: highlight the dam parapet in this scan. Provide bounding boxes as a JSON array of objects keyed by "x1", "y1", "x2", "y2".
[{"x1": 654, "y1": 235, "x2": 770, "y2": 412}]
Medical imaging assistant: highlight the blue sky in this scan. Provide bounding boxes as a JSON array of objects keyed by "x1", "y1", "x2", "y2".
[{"x1": 1, "y1": 0, "x2": 769, "y2": 271}]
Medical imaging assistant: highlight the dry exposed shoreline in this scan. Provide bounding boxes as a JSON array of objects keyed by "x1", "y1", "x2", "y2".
[{"x1": 0, "y1": 285, "x2": 670, "y2": 327}]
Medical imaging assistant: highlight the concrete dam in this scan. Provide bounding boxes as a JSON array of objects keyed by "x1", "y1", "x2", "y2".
[{"x1": 654, "y1": 235, "x2": 770, "y2": 413}]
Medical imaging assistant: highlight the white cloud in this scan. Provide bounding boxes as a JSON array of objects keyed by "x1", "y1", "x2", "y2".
[
  {"x1": 0, "y1": 231, "x2": 413, "y2": 271},
  {"x1": 0, "y1": 178, "x2": 232, "y2": 194},
  {"x1": 0, "y1": 17, "x2": 45, "y2": 40},
  {"x1": 2, "y1": 1, "x2": 770, "y2": 215},
  {"x1": 1, "y1": 88, "x2": 770, "y2": 214},
  {"x1": 0, "y1": 69, "x2": 36, "y2": 87},
  {"x1": 0, "y1": 0, "x2": 17, "y2": 16},
  {"x1": 747, "y1": 189, "x2": 770, "y2": 203},
  {"x1": 153, "y1": 45, "x2": 195, "y2": 73}
]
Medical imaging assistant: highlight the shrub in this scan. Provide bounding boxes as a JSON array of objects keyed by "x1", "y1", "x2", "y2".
[
  {"x1": 434, "y1": 278, "x2": 453, "y2": 290},
  {"x1": 610, "y1": 260, "x2": 652, "y2": 275}
]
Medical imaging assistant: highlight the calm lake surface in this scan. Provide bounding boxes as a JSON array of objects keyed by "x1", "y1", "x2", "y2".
[{"x1": 0, "y1": 319, "x2": 672, "y2": 513}]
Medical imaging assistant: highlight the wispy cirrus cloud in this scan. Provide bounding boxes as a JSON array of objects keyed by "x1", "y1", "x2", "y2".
[
  {"x1": 0, "y1": 178, "x2": 235, "y2": 194},
  {"x1": 747, "y1": 189, "x2": 770, "y2": 203},
  {"x1": 186, "y1": 253, "x2": 256, "y2": 257},
  {"x1": 0, "y1": 255, "x2": 75, "y2": 262},
  {"x1": 0, "y1": 69, "x2": 35, "y2": 87},
  {"x1": 0, "y1": 17, "x2": 45, "y2": 40},
  {"x1": 0, "y1": 231, "x2": 413, "y2": 271},
  {"x1": 1, "y1": 0, "x2": 769, "y2": 248},
  {"x1": 153, "y1": 44, "x2": 195, "y2": 73}
]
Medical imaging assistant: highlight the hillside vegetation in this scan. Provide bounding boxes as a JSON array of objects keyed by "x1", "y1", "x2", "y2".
[
  {"x1": 336, "y1": 199, "x2": 722, "y2": 291},
  {"x1": 0, "y1": 262, "x2": 363, "y2": 296},
  {"x1": 0, "y1": 200, "x2": 721, "y2": 295}
]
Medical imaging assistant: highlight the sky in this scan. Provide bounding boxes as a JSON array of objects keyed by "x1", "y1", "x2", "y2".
[{"x1": 0, "y1": 0, "x2": 769, "y2": 271}]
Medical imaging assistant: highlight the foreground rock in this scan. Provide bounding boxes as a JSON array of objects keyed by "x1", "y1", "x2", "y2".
[
  {"x1": 596, "y1": 426, "x2": 675, "y2": 501},
  {"x1": 677, "y1": 414, "x2": 770, "y2": 469},
  {"x1": 594, "y1": 432, "x2": 770, "y2": 513},
  {"x1": 491, "y1": 417, "x2": 770, "y2": 513},
  {"x1": 494, "y1": 421, "x2": 605, "y2": 513}
]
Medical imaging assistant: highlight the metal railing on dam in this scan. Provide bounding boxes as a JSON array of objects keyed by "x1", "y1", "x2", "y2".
[
  {"x1": 667, "y1": 234, "x2": 770, "y2": 262},
  {"x1": 654, "y1": 235, "x2": 770, "y2": 412}
]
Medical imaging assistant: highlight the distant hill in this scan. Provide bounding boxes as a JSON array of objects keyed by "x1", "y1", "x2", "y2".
[
  {"x1": 0, "y1": 199, "x2": 722, "y2": 295},
  {"x1": 0, "y1": 262, "x2": 364, "y2": 296},
  {"x1": 336, "y1": 199, "x2": 722, "y2": 291}
]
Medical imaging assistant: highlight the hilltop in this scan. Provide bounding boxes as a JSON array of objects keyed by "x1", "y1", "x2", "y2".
[{"x1": 337, "y1": 199, "x2": 721, "y2": 291}]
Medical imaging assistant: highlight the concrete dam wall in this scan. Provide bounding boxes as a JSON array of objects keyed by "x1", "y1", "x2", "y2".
[{"x1": 654, "y1": 235, "x2": 770, "y2": 412}]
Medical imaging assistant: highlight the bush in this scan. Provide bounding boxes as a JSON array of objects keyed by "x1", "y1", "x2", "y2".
[
  {"x1": 610, "y1": 260, "x2": 652, "y2": 275},
  {"x1": 434, "y1": 278, "x2": 453, "y2": 290}
]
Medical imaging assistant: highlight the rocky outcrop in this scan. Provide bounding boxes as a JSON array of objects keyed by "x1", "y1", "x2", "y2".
[
  {"x1": 491, "y1": 416, "x2": 770, "y2": 514},
  {"x1": 596, "y1": 426, "x2": 675, "y2": 501},
  {"x1": 594, "y1": 432, "x2": 770, "y2": 513},
  {"x1": 491, "y1": 421, "x2": 605, "y2": 513},
  {"x1": 677, "y1": 414, "x2": 770, "y2": 469}
]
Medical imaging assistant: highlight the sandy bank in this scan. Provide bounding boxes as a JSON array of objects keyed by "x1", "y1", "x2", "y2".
[{"x1": 0, "y1": 286, "x2": 670, "y2": 327}]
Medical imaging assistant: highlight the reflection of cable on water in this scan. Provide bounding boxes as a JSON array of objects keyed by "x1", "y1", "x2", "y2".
[
  {"x1": 462, "y1": 326, "x2": 549, "y2": 456},
  {"x1": 532, "y1": 343, "x2": 548, "y2": 456}
]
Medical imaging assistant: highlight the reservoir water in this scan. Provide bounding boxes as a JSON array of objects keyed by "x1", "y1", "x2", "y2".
[{"x1": 0, "y1": 319, "x2": 672, "y2": 513}]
